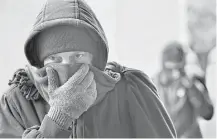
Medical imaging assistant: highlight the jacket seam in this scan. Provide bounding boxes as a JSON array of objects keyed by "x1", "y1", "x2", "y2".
[
  {"x1": 6, "y1": 87, "x2": 24, "y2": 121},
  {"x1": 7, "y1": 95, "x2": 19, "y2": 114}
]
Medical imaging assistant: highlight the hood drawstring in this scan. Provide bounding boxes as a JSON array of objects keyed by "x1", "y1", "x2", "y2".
[{"x1": 8, "y1": 69, "x2": 40, "y2": 100}]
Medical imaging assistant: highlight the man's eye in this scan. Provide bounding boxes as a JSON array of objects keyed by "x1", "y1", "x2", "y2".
[
  {"x1": 51, "y1": 56, "x2": 62, "y2": 62},
  {"x1": 45, "y1": 56, "x2": 62, "y2": 65},
  {"x1": 49, "y1": 56, "x2": 55, "y2": 60},
  {"x1": 75, "y1": 53, "x2": 84, "y2": 59}
]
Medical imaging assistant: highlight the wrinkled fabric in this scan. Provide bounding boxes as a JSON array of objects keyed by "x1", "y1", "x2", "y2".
[
  {"x1": 0, "y1": 62, "x2": 176, "y2": 138},
  {"x1": 47, "y1": 63, "x2": 83, "y2": 86},
  {"x1": 46, "y1": 64, "x2": 97, "y2": 129}
]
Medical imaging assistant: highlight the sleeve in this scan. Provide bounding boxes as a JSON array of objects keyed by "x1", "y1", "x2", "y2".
[
  {"x1": 187, "y1": 76, "x2": 214, "y2": 120},
  {"x1": 124, "y1": 70, "x2": 177, "y2": 138},
  {"x1": 0, "y1": 93, "x2": 25, "y2": 138},
  {"x1": 0, "y1": 90, "x2": 72, "y2": 138},
  {"x1": 23, "y1": 116, "x2": 72, "y2": 138}
]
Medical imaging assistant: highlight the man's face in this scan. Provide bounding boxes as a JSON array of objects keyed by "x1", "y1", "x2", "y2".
[
  {"x1": 162, "y1": 61, "x2": 185, "y2": 82},
  {"x1": 34, "y1": 25, "x2": 97, "y2": 85},
  {"x1": 44, "y1": 51, "x2": 93, "y2": 85}
]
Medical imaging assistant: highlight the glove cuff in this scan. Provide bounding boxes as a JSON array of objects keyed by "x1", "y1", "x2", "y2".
[{"x1": 47, "y1": 107, "x2": 74, "y2": 130}]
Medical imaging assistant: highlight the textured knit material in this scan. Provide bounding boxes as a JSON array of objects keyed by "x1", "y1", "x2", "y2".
[
  {"x1": 0, "y1": 62, "x2": 176, "y2": 138},
  {"x1": 46, "y1": 64, "x2": 97, "y2": 129},
  {"x1": 35, "y1": 25, "x2": 103, "y2": 70},
  {"x1": 26, "y1": 64, "x2": 97, "y2": 129},
  {"x1": 24, "y1": 0, "x2": 108, "y2": 70}
]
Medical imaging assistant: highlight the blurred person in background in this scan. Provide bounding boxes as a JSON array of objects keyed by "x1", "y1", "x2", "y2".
[
  {"x1": 186, "y1": 0, "x2": 216, "y2": 137},
  {"x1": 0, "y1": 0, "x2": 176, "y2": 138},
  {"x1": 152, "y1": 41, "x2": 214, "y2": 138},
  {"x1": 187, "y1": 0, "x2": 216, "y2": 75}
]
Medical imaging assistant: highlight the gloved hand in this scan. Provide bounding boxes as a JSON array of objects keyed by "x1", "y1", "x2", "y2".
[{"x1": 46, "y1": 64, "x2": 97, "y2": 129}]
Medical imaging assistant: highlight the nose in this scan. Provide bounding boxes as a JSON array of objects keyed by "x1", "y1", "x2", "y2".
[
  {"x1": 62, "y1": 58, "x2": 70, "y2": 64},
  {"x1": 61, "y1": 55, "x2": 76, "y2": 64}
]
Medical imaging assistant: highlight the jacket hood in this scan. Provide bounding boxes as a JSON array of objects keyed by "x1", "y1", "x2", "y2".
[{"x1": 24, "y1": 0, "x2": 108, "y2": 70}]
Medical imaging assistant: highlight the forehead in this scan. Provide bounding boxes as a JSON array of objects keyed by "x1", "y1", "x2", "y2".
[
  {"x1": 52, "y1": 51, "x2": 80, "y2": 57},
  {"x1": 48, "y1": 51, "x2": 91, "y2": 58}
]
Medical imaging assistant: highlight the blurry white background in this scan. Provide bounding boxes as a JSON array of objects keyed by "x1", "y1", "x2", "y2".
[{"x1": 0, "y1": 0, "x2": 215, "y2": 138}]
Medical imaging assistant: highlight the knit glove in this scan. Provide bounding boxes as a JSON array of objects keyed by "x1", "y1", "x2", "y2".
[{"x1": 46, "y1": 64, "x2": 97, "y2": 129}]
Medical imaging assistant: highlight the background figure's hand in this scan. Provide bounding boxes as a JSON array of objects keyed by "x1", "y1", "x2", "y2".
[
  {"x1": 184, "y1": 64, "x2": 205, "y2": 79},
  {"x1": 182, "y1": 64, "x2": 205, "y2": 88},
  {"x1": 46, "y1": 64, "x2": 97, "y2": 129}
]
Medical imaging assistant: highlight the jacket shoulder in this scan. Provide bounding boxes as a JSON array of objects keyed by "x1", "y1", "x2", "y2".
[
  {"x1": 106, "y1": 62, "x2": 158, "y2": 95},
  {"x1": 2, "y1": 84, "x2": 21, "y2": 102},
  {"x1": 114, "y1": 66, "x2": 176, "y2": 138},
  {"x1": 123, "y1": 68, "x2": 158, "y2": 95}
]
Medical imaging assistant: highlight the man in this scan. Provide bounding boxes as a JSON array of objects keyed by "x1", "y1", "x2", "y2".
[
  {"x1": 153, "y1": 42, "x2": 214, "y2": 138},
  {"x1": 0, "y1": 0, "x2": 176, "y2": 138}
]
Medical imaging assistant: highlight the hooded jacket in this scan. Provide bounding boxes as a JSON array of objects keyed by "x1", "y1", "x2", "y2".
[
  {"x1": 0, "y1": 0, "x2": 176, "y2": 138},
  {"x1": 0, "y1": 62, "x2": 176, "y2": 138}
]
